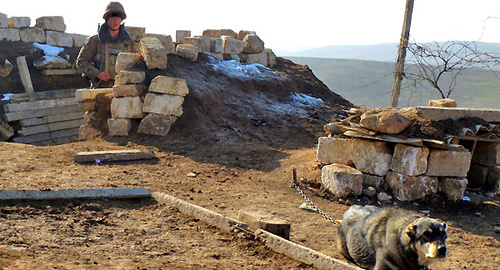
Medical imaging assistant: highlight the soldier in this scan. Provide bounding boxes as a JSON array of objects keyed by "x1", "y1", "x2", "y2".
[{"x1": 76, "y1": 2, "x2": 135, "y2": 88}]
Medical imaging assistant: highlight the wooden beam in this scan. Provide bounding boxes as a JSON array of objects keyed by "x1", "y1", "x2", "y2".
[{"x1": 16, "y1": 56, "x2": 36, "y2": 100}]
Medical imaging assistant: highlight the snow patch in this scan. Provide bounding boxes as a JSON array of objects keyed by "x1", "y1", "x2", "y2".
[
  {"x1": 33, "y1": 43, "x2": 64, "y2": 56},
  {"x1": 207, "y1": 59, "x2": 282, "y2": 80},
  {"x1": 1, "y1": 93, "x2": 14, "y2": 101}
]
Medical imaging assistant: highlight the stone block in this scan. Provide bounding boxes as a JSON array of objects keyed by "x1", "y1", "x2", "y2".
[
  {"x1": 107, "y1": 118, "x2": 132, "y2": 136},
  {"x1": 266, "y1": 48, "x2": 277, "y2": 68},
  {"x1": 0, "y1": 59, "x2": 14, "y2": 77},
  {"x1": 45, "y1": 31, "x2": 73, "y2": 47},
  {"x1": 125, "y1": 26, "x2": 145, "y2": 42},
  {"x1": 142, "y1": 93, "x2": 184, "y2": 117},
  {"x1": 0, "y1": 13, "x2": 8, "y2": 28},
  {"x1": 137, "y1": 113, "x2": 177, "y2": 136},
  {"x1": 390, "y1": 144, "x2": 429, "y2": 176},
  {"x1": 220, "y1": 29, "x2": 237, "y2": 39},
  {"x1": 237, "y1": 210, "x2": 291, "y2": 240},
  {"x1": 175, "y1": 44, "x2": 198, "y2": 62},
  {"x1": 148, "y1": 76, "x2": 189, "y2": 96},
  {"x1": 416, "y1": 106, "x2": 500, "y2": 122},
  {"x1": 439, "y1": 177, "x2": 468, "y2": 201},
  {"x1": 72, "y1": 33, "x2": 88, "y2": 47},
  {"x1": 35, "y1": 16, "x2": 66, "y2": 32},
  {"x1": 176, "y1": 30, "x2": 191, "y2": 43},
  {"x1": 140, "y1": 37, "x2": 168, "y2": 70},
  {"x1": 111, "y1": 96, "x2": 144, "y2": 119},
  {"x1": 426, "y1": 149, "x2": 472, "y2": 177},
  {"x1": 428, "y1": 98, "x2": 457, "y2": 107},
  {"x1": 363, "y1": 174, "x2": 384, "y2": 189},
  {"x1": 115, "y1": 52, "x2": 142, "y2": 74},
  {"x1": 206, "y1": 52, "x2": 223, "y2": 61},
  {"x1": 472, "y1": 142, "x2": 500, "y2": 166},
  {"x1": 360, "y1": 110, "x2": 411, "y2": 134},
  {"x1": 321, "y1": 163, "x2": 363, "y2": 198},
  {"x1": 0, "y1": 28, "x2": 20, "y2": 41},
  {"x1": 8, "y1": 17, "x2": 30, "y2": 28},
  {"x1": 317, "y1": 137, "x2": 353, "y2": 165},
  {"x1": 243, "y1": 34, "x2": 265, "y2": 53},
  {"x1": 144, "y1": 33, "x2": 175, "y2": 53},
  {"x1": 222, "y1": 36, "x2": 244, "y2": 55},
  {"x1": 203, "y1": 29, "x2": 221, "y2": 38},
  {"x1": 351, "y1": 139, "x2": 393, "y2": 176},
  {"x1": 33, "y1": 56, "x2": 71, "y2": 70},
  {"x1": 19, "y1": 28, "x2": 45, "y2": 43},
  {"x1": 467, "y1": 164, "x2": 489, "y2": 189},
  {"x1": 240, "y1": 52, "x2": 268, "y2": 66},
  {"x1": 386, "y1": 171, "x2": 438, "y2": 201},
  {"x1": 115, "y1": 70, "x2": 146, "y2": 85},
  {"x1": 237, "y1": 30, "x2": 256, "y2": 40},
  {"x1": 183, "y1": 37, "x2": 202, "y2": 52},
  {"x1": 113, "y1": 84, "x2": 146, "y2": 98},
  {"x1": 210, "y1": 38, "x2": 223, "y2": 53},
  {"x1": 0, "y1": 120, "x2": 14, "y2": 141},
  {"x1": 198, "y1": 36, "x2": 211, "y2": 52},
  {"x1": 76, "y1": 88, "x2": 113, "y2": 102},
  {"x1": 485, "y1": 166, "x2": 500, "y2": 191}
]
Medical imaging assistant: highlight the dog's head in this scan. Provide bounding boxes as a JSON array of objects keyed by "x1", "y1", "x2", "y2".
[{"x1": 405, "y1": 217, "x2": 448, "y2": 266}]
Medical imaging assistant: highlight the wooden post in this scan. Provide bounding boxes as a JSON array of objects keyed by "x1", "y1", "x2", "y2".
[
  {"x1": 390, "y1": 0, "x2": 414, "y2": 108},
  {"x1": 16, "y1": 56, "x2": 36, "y2": 101}
]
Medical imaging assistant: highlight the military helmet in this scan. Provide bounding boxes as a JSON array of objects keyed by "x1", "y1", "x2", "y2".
[{"x1": 103, "y1": 2, "x2": 127, "y2": 20}]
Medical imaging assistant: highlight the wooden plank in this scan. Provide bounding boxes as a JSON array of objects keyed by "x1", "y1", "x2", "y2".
[
  {"x1": 18, "y1": 119, "x2": 84, "y2": 136},
  {"x1": 4, "y1": 104, "x2": 80, "y2": 122},
  {"x1": 12, "y1": 127, "x2": 79, "y2": 144},
  {"x1": 4, "y1": 97, "x2": 77, "y2": 113},
  {"x1": 74, "y1": 149, "x2": 157, "y2": 163},
  {"x1": 8, "y1": 88, "x2": 78, "y2": 103},
  {"x1": 42, "y1": 69, "x2": 81, "y2": 76},
  {"x1": 16, "y1": 56, "x2": 35, "y2": 100},
  {"x1": 20, "y1": 111, "x2": 84, "y2": 127},
  {"x1": 0, "y1": 188, "x2": 151, "y2": 201}
]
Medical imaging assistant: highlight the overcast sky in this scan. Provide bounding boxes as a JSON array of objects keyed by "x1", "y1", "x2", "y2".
[{"x1": 3, "y1": 0, "x2": 500, "y2": 54}]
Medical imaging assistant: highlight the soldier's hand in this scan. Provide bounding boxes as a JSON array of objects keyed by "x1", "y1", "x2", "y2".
[{"x1": 97, "y1": 71, "x2": 111, "y2": 81}]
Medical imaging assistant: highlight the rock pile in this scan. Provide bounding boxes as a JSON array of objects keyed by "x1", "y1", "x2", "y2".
[{"x1": 317, "y1": 105, "x2": 500, "y2": 202}]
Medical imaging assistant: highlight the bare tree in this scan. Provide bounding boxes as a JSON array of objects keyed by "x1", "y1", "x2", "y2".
[{"x1": 404, "y1": 40, "x2": 500, "y2": 98}]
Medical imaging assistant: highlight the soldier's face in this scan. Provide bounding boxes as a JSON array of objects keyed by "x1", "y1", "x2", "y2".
[{"x1": 108, "y1": 16, "x2": 122, "y2": 31}]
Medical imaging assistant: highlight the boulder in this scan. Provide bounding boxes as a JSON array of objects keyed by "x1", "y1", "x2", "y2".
[
  {"x1": 0, "y1": 28, "x2": 20, "y2": 42},
  {"x1": 115, "y1": 52, "x2": 142, "y2": 74},
  {"x1": 390, "y1": 144, "x2": 429, "y2": 176},
  {"x1": 45, "y1": 31, "x2": 73, "y2": 47},
  {"x1": 237, "y1": 30, "x2": 256, "y2": 40},
  {"x1": 0, "y1": 13, "x2": 8, "y2": 28},
  {"x1": 19, "y1": 28, "x2": 46, "y2": 43},
  {"x1": 317, "y1": 137, "x2": 353, "y2": 165},
  {"x1": 439, "y1": 177, "x2": 468, "y2": 201},
  {"x1": 148, "y1": 76, "x2": 189, "y2": 96},
  {"x1": 222, "y1": 36, "x2": 244, "y2": 55},
  {"x1": 140, "y1": 37, "x2": 168, "y2": 70},
  {"x1": 107, "y1": 118, "x2": 132, "y2": 136},
  {"x1": 360, "y1": 110, "x2": 411, "y2": 134},
  {"x1": 142, "y1": 93, "x2": 184, "y2": 117},
  {"x1": 110, "y1": 97, "x2": 144, "y2": 119},
  {"x1": 428, "y1": 98, "x2": 457, "y2": 107},
  {"x1": 113, "y1": 84, "x2": 146, "y2": 98},
  {"x1": 351, "y1": 139, "x2": 393, "y2": 176},
  {"x1": 0, "y1": 59, "x2": 14, "y2": 77},
  {"x1": 115, "y1": 70, "x2": 146, "y2": 85},
  {"x1": 426, "y1": 149, "x2": 472, "y2": 177},
  {"x1": 35, "y1": 16, "x2": 66, "y2": 32},
  {"x1": 176, "y1": 30, "x2": 191, "y2": 43},
  {"x1": 33, "y1": 56, "x2": 71, "y2": 70},
  {"x1": 175, "y1": 44, "x2": 197, "y2": 62},
  {"x1": 321, "y1": 163, "x2": 363, "y2": 198},
  {"x1": 8, "y1": 17, "x2": 31, "y2": 28},
  {"x1": 242, "y1": 34, "x2": 265, "y2": 53},
  {"x1": 125, "y1": 26, "x2": 145, "y2": 42},
  {"x1": 202, "y1": 29, "x2": 221, "y2": 38},
  {"x1": 240, "y1": 52, "x2": 268, "y2": 66},
  {"x1": 137, "y1": 113, "x2": 177, "y2": 136},
  {"x1": 386, "y1": 171, "x2": 438, "y2": 201}
]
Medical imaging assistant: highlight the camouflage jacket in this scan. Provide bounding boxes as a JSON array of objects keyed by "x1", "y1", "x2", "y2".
[{"x1": 76, "y1": 23, "x2": 135, "y2": 87}]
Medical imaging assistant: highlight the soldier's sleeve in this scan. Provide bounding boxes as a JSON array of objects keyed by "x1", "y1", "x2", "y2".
[{"x1": 76, "y1": 35, "x2": 100, "y2": 79}]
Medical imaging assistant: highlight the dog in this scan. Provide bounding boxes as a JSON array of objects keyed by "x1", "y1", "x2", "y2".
[{"x1": 337, "y1": 205, "x2": 447, "y2": 270}]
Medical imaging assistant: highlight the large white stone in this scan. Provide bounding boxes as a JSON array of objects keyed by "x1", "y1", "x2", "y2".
[
  {"x1": 222, "y1": 36, "x2": 244, "y2": 55},
  {"x1": 426, "y1": 149, "x2": 472, "y2": 177},
  {"x1": 317, "y1": 137, "x2": 353, "y2": 165},
  {"x1": 360, "y1": 111, "x2": 411, "y2": 134},
  {"x1": 242, "y1": 34, "x2": 265, "y2": 53},
  {"x1": 386, "y1": 171, "x2": 438, "y2": 201},
  {"x1": 148, "y1": 76, "x2": 189, "y2": 96},
  {"x1": 142, "y1": 93, "x2": 184, "y2": 117},
  {"x1": 107, "y1": 118, "x2": 132, "y2": 136},
  {"x1": 140, "y1": 37, "x2": 168, "y2": 70},
  {"x1": 35, "y1": 16, "x2": 66, "y2": 32},
  {"x1": 111, "y1": 97, "x2": 144, "y2": 119},
  {"x1": 8, "y1": 17, "x2": 31, "y2": 28},
  {"x1": 175, "y1": 44, "x2": 197, "y2": 62},
  {"x1": 439, "y1": 177, "x2": 468, "y2": 201},
  {"x1": 0, "y1": 28, "x2": 20, "y2": 42},
  {"x1": 351, "y1": 139, "x2": 393, "y2": 176},
  {"x1": 19, "y1": 28, "x2": 45, "y2": 43},
  {"x1": 321, "y1": 163, "x2": 363, "y2": 198},
  {"x1": 176, "y1": 30, "x2": 191, "y2": 43},
  {"x1": 0, "y1": 13, "x2": 8, "y2": 28},
  {"x1": 115, "y1": 52, "x2": 142, "y2": 74},
  {"x1": 390, "y1": 144, "x2": 429, "y2": 176},
  {"x1": 46, "y1": 31, "x2": 73, "y2": 47},
  {"x1": 115, "y1": 70, "x2": 146, "y2": 85},
  {"x1": 137, "y1": 113, "x2": 177, "y2": 136}
]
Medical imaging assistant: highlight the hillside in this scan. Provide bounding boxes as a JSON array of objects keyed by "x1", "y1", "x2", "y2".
[{"x1": 287, "y1": 56, "x2": 500, "y2": 108}]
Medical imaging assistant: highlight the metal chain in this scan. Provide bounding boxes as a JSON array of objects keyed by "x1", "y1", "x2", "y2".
[{"x1": 290, "y1": 168, "x2": 340, "y2": 226}]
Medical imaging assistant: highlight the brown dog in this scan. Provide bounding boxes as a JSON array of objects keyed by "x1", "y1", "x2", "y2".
[{"x1": 338, "y1": 205, "x2": 447, "y2": 270}]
